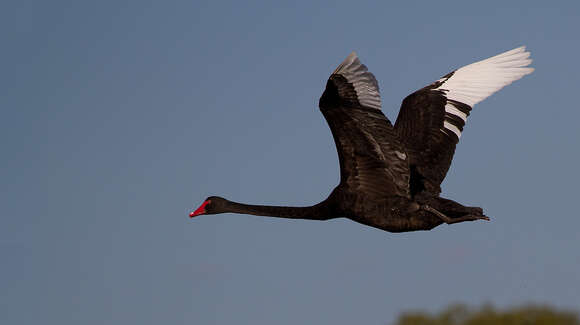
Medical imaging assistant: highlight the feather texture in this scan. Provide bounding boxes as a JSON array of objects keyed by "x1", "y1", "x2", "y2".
[
  {"x1": 395, "y1": 46, "x2": 534, "y2": 195},
  {"x1": 436, "y1": 46, "x2": 534, "y2": 107},
  {"x1": 332, "y1": 52, "x2": 382, "y2": 110}
]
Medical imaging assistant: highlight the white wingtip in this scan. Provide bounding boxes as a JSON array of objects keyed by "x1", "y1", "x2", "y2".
[{"x1": 436, "y1": 46, "x2": 534, "y2": 107}]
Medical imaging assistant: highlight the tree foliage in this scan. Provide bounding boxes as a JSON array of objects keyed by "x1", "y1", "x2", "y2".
[{"x1": 394, "y1": 304, "x2": 579, "y2": 325}]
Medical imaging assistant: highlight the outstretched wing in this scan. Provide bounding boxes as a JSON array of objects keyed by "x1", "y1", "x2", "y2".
[
  {"x1": 394, "y1": 46, "x2": 534, "y2": 195},
  {"x1": 319, "y1": 52, "x2": 410, "y2": 199}
]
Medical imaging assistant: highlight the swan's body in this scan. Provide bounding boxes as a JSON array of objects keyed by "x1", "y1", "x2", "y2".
[{"x1": 191, "y1": 46, "x2": 533, "y2": 233}]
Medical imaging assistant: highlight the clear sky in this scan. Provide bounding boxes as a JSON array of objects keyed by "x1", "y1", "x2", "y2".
[{"x1": 2, "y1": 1, "x2": 580, "y2": 324}]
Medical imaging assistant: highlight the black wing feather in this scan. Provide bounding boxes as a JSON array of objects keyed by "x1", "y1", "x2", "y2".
[
  {"x1": 394, "y1": 46, "x2": 534, "y2": 196},
  {"x1": 394, "y1": 84, "x2": 469, "y2": 196},
  {"x1": 319, "y1": 55, "x2": 410, "y2": 199}
]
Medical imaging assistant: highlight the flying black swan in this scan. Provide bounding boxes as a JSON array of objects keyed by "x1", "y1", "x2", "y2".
[{"x1": 190, "y1": 46, "x2": 534, "y2": 232}]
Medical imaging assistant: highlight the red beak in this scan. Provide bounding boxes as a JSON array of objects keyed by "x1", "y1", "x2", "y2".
[{"x1": 190, "y1": 200, "x2": 210, "y2": 218}]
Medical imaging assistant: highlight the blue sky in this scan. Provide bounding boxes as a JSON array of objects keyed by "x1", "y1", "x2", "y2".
[{"x1": 2, "y1": 1, "x2": 580, "y2": 324}]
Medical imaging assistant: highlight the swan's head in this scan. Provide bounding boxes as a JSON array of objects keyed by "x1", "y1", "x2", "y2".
[{"x1": 189, "y1": 196, "x2": 227, "y2": 217}]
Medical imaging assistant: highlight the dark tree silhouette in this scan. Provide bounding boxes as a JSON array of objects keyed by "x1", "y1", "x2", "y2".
[{"x1": 393, "y1": 304, "x2": 579, "y2": 325}]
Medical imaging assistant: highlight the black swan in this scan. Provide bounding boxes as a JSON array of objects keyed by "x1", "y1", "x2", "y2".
[{"x1": 190, "y1": 46, "x2": 533, "y2": 233}]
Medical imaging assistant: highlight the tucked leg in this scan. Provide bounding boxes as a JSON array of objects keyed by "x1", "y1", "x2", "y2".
[{"x1": 421, "y1": 205, "x2": 490, "y2": 224}]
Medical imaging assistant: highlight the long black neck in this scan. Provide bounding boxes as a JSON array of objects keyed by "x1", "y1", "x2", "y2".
[{"x1": 220, "y1": 199, "x2": 334, "y2": 221}]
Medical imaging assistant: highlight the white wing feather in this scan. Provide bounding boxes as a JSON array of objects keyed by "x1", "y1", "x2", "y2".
[
  {"x1": 436, "y1": 46, "x2": 534, "y2": 107},
  {"x1": 437, "y1": 46, "x2": 534, "y2": 138}
]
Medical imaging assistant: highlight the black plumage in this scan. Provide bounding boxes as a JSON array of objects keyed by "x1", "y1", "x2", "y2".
[{"x1": 190, "y1": 46, "x2": 534, "y2": 233}]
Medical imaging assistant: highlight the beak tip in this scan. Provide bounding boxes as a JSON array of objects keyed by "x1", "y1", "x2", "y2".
[{"x1": 190, "y1": 200, "x2": 210, "y2": 218}]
